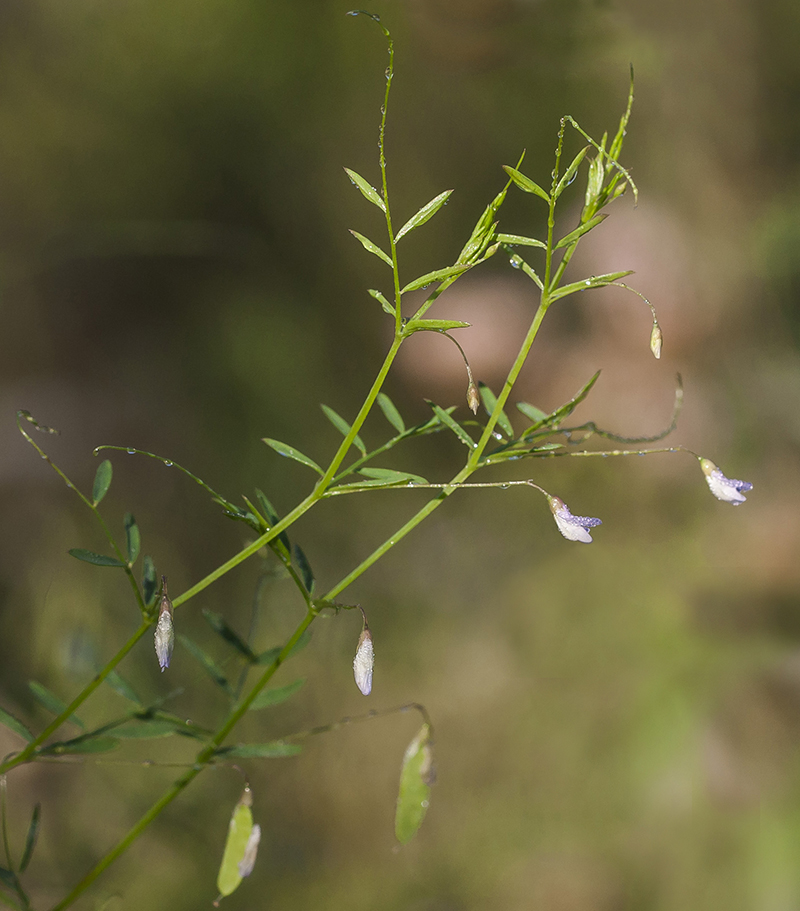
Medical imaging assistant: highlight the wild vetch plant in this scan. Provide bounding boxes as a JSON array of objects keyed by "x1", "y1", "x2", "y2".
[{"x1": 0, "y1": 11, "x2": 752, "y2": 909}]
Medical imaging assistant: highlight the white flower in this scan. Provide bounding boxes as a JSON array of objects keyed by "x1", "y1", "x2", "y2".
[
  {"x1": 700, "y1": 458, "x2": 753, "y2": 505},
  {"x1": 353, "y1": 628, "x2": 374, "y2": 695},
  {"x1": 154, "y1": 587, "x2": 174, "y2": 672},
  {"x1": 237, "y1": 824, "x2": 261, "y2": 878},
  {"x1": 548, "y1": 495, "x2": 602, "y2": 543}
]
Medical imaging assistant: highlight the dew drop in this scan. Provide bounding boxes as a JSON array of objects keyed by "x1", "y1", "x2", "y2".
[
  {"x1": 164, "y1": 460, "x2": 173, "y2": 467},
  {"x1": 127, "y1": 448, "x2": 136, "y2": 454},
  {"x1": 510, "y1": 258, "x2": 521, "y2": 269},
  {"x1": 421, "y1": 800, "x2": 430, "y2": 808}
]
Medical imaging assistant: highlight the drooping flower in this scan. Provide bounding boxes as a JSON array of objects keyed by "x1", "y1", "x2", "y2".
[
  {"x1": 353, "y1": 627, "x2": 374, "y2": 695},
  {"x1": 547, "y1": 495, "x2": 602, "y2": 543},
  {"x1": 466, "y1": 381, "x2": 480, "y2": 415},
  {"x1": 154, "y1": 577, "x2": 175, "y2": 672},
  {"x1": 700, "y1": 458, "x2": 753, "y2": 505},
  {"x1": 650, "y1": 322, "x2": 663, "y2": 359}
]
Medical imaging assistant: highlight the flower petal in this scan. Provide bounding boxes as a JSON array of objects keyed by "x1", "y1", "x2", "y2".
[
  {"x1": 700, "y1": 458, "x2": 753, "y2": 505},
  {"x1": 353, "y1": 629, "x2": 374, "y2": 695},
  {"x1": 548, "y1": 496, "x2": 602, "y2": 543}
]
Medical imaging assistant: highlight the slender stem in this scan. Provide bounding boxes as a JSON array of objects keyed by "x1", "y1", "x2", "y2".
[
  {"x1": 48, "y1": 610, "x2": 315, "y2": 911},
  {"x1": 326, "y1": 298, "x2": 549, "y2": 598},
  {"x1": 173, "y1": 334, "x2": 405, "y2": 610},
  {"x1": 0, "y1": 620, "x2": 152, "y2": 775}
]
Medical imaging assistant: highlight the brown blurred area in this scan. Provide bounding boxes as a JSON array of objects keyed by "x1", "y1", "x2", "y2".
[{"x1": 1, "y1": 0, "x2": 799, "y2": 908}]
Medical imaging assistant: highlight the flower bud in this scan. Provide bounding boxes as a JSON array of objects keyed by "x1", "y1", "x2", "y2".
[
  {"x1": 650, "y1": 322, "x2": 663, "y2": 359},
  {"x1": 466, "y1": 382, "x2": 480, "y2": 415},
  {"x1": 154, "y1": 577, "x2": 174, "y2": 672},
  {"x1": 353, "y1": 628, "x2": 374, "y2": 696}
]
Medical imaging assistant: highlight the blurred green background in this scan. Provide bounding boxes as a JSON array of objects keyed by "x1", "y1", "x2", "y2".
[{"x1": 1, "y1": 0, "x2": 799, "y2": 908}]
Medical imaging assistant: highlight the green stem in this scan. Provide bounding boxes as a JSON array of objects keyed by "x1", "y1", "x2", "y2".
[
  {"x1": 173, "y1": 334, "x2": 405, "y2": 611},
  {"x1": 48, "y1": 610, "x2": 315, "y2": 911},
  {"x1": 0, "y1": 620, "x2": 152, "y2": 776},
  {"x1": 326, "y1": 298, "x2": 549, "y2": 599}
]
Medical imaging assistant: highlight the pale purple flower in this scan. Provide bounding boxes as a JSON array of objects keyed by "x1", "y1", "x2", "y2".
[
  {"x1": 700, "y1": 458, "x2": 753, "y2": 505},
  {"x1": 547, "y1": 495, "x2": 602, "y2": 543}
]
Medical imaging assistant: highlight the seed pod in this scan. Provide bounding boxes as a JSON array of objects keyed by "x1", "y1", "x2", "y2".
[
  {"x1": 353, "y1": 610, "x2": 374, "y2": 696},
  {"x1": 154, "y1": 576, "x2": 174, "y2": 672}
]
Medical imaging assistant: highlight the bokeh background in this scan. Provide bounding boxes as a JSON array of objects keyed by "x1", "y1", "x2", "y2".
[{"x1": 1, "y1": 0, "x2": 798, "y2": 908}]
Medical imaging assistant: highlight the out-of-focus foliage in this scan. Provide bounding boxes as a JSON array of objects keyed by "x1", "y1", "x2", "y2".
[{"x1": 1, "y1": 0, "x2": 799, "y2": 909}]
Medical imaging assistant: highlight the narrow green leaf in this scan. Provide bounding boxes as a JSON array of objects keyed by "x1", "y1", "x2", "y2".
[
  {"x1": 377, "y1": 392, "x2": 405, "y2": 434},
  {"x1": 262, "y1": 439, "x2": 323, "y2": 475},
  {"x1": 554, "y1": 213, "x2": 607, "y2": 250},
  {"x1": 0, "y1": 707, "x2": 33, "y2": 743},
  {"x1": 216, "y1": 797, "x2": 255, "y2": 898},
  {"x1": 516, "y1": 401, "x2": 549, "y2": 424},
  {"x1": 522, "y1": 371, "x2": 602, "y2": 433},
  {"x1": 142, "y1": 556, "x2": 158, "y2": 608},
  {"x1": 220, "y1": 741, "x2": 302, "y2": 759},
  {"x1": 458, "y1": 172, "x2": 513, "y2": 265},
  {"x1": 44, "y1": 736, "x2": 120, "y2": 755},
  {"x1": 427, "y1": 402, "x2": 476, "y2": 449},
  {"x1": 343, "y1": 167, "x2": 386, "y2": 212},
  {"x1": 395, "y1": 723, "x2": 435, "y2": 844},
  {"x1": 496, "y1": 233, "x2": 546, "y2": 248},
  {"x1": 113, "y1": 720, "x2": 185, "y2": 739},
  {"x1": 92, "y1": 459, "x2": 113, "y2": 505},
  {"x1": 202, "y1": 610, "x2": 258, "y2": 662},
  {"x1": 0, "y1": 866, "x2": 16, "y2": 887},
  {"x1": 358, "y1": 467, "x2": 428, "y2": 485},
  {"x1": 19, "y1": 804, "x2": 40, "y2": 873},
  {"x1": 28, "y1": 682, "x2": 84, "y2": 728},
  {"x1": 329, "y1": 478, "x2": 408, "y2": 491},
  {"x1": 177, "y1": 635, "x2": 232, "y2": 693},
  {"x1": 368, "y1": 288, "x2": 395, "y2": 316},
  {"x1": 502, "y1": 166, "x2": 550, "y2": 202},
  {"x1": 554, "y1": 145, "x2": 589, "y2": 199},
  {"x1": 291, "y1": 544, "x2": 315, "y2": 595},
  {"x1": 506, "y1": 251, "x2": 543, "y2": 290},
  {"x1": 286, "y1": 628, "x2": 313, "y2": 657},
  {"x1": 477, "y1": 383, "x2": 513, "y2": 438},
  {"x1": 68, "y1": 549, "x2": 126, "y2": 568},
  {"x1": 256, "y1": 646, "x2": 282, "y2": 666},
  {"x1": 400, "y1": 264, "x2": 470, "y2": 295},
  {"x1": 395, "y1": 189, "x2": 453, "y2": 241},
  {"x1": 609, "y1": 64, "x2": 635, "y2": 160},
  {"x1": 249, "y1": 678, "x2": 306, "y2": 710},
  {"x1": 123, "y1": 513, "x2": 140, "y2": 564},
  {"x1": 549, "y1": 270, "x2": 634, "y2": 303},
  {"x1": 349, "y1": 230, "x2": 393, "y2": 267},
  {"x1": 104, "y1": 671, "x2": 142, "y2": 706},
  {"x1": 403, "y1": 318, "x2": 471, "y2": 333},
  {"x1": 320, "y1": 405, "x2": 366, "y2": 456},
  {"x1": 254, "y1": 490, "x2": 291, "y2": 552}
]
